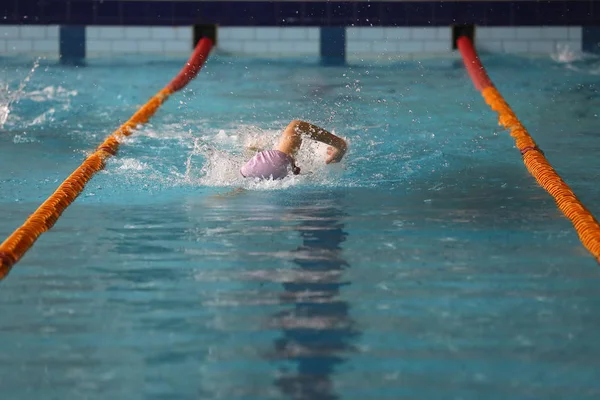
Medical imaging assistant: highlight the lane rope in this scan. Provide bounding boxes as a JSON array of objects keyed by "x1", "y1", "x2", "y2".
[
  {"x1": 457, "y1": 36, "x2": 600, "y2": 263},
  {"x1": 0, "y1": 38, "x2": 214, "y2": 280}
]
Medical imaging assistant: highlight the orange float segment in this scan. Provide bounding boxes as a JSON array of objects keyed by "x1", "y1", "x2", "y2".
[
  {"x1": 0, "y1": 38, "x2": 213, "y2": 281},
  {"x1": 457, "y1": 36, "x2": 600, "y2": 263}
]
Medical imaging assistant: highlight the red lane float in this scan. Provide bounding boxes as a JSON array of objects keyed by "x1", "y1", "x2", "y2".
[
  {"x1": 0, "y1": 38, "x2": 214, "y2": 281},
  {"x1": 456, "y1": 36, "x2": 493, "y2": 91},
  {"x1": 457, "y1": 36, "x2": 600, "y2": 263},
  {"x1": 167, "y1": 37, "x2": 214, "y2": 92}
]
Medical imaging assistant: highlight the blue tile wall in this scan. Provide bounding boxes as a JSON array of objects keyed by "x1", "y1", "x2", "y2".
[
  {"x1": 583, "y1": 27, "x2": 600, "y2": 53},
  {"x1": 1, "y1": 1, "x2": 598, "y2": 27},
  {"x1": 320, "y1": 27, "x2": 345, "y2": 66},
  {"x1": 59, "y1": 25, "x2": 85, "y2": 64}
]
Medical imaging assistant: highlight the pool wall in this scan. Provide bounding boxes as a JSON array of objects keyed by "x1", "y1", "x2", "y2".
[{"x1": 0, "y1": 1, "x2": 598, "y2": 60}]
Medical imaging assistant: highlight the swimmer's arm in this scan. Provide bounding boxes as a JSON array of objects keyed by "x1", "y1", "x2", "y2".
[
  {"x1": 294, "y1": 120, "x2": 347, "y2": 151},
  {"x1": 283, "y1": 120, "x2": 348, "y2": 163}
]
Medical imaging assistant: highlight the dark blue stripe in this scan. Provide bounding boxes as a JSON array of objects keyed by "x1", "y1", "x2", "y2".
[
  {"x1": 0, "y1": 1, "x2": 597, "y2": 26},
  {"x1": 59, "y1": 25, "x2": 85, "y2": 65},
  {"x1": 583, "y1": 27, "x2": 600, "y2": 54},
  {"x1": 320, "y1": 27, "x2": 345, "y2": 66}
]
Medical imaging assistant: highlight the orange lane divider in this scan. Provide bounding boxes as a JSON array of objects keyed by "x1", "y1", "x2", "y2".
[
  {"x1": 0, "y1": 38, "x2": 214, "y2": 280},
  {"x1": 457, "y1": 36, "x2": 600, "y2": 263}
]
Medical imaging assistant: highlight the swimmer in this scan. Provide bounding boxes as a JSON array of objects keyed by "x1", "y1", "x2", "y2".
[{"x1": 240, "y1": 120, "x2": 348, "y2": 180}]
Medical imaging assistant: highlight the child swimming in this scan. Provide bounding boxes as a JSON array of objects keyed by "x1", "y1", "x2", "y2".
[{"x1": 240, "y1": 120, "x2": 348, "y2": 180}]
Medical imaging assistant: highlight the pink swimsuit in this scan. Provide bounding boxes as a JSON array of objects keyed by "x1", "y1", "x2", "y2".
[{"x1": 240, "y1": 150, "x2": 299, "y2": 180}]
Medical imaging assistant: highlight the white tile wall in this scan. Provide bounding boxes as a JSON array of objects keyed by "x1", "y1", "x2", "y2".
[
  {"x1": 424, "y1": 40, "x2": 451, "y2": 52},
  {"x1": 528, "y1": 40, "x2": 557, "y2": 53},
  {"x1": 347, "y1": 27, "x2": 448, "y2": 56},
  {"x1": 85, "y1": 26, "x2": 101, "y2": 39},
  {"x1": 176, "y1": 27, "x2": 192, "y2": 42},
  {"x1": 242, "y1": 41, "x2": 268, "y2": 54},
  {"x1": 217, "y1": 27, "x2": 319, "y2": 56},
  {"x1": 111, "y1": 40, "x2": 137, "y2": 53},
  {"x1": 568, "y1": 27, "x2": 582, "y2": 41},
  {"x1": 20, "y1": 26, "x2": 47, "y2": 39},
  {"x1": 515, "y1": 27, "x2": 543, "y2": 40},
  {"x1": 345, "y1": 28, "x2": 361, "y2": 40},
  {"x1": 373, "y1": 41, "x2": 397, "y2": 53},
  {"x1": 437, "y1": 27, "x2": 451, "y2": 40},
  {"x1": 542, "y1": 27, "x2": 570, "y2": 39},
  {"x1": 222, "y1": 27, "x2": 256, "y2": 40},
  {"x1": 268, "y1": 41, "x2": 290, "y2": 53},
  {"x1": 0, "y1": 26, "x2": 20, "y2": 39},
  {"x1": 124, "y1": 27, "x2": 151, "y2": 40},
  {"x1": 255, "y1": 28, "x2": 280, "y2": 40},
  {"x1": 411, "y1": 27, "x2": 437, "y2": 40},
  {"x1": 87, "y1": 40, "x2": 111, "y2": 53},
  {"x1": 0, "y1": 24, "x2": 587, "y2": 58},
  {"x1": 478, "y1": 27, "x2": 512, "y2": 40},
  {"x1": 476, "y1": 26, "x2": 582, "y2": 54},
  {"x1": 0, "y1": 25, "x2": 58, "y2": 55},
  {"x1": 33, "y1": 40, "x2": 58, "y2": 53},
  {"x1": 85, "y1": 26, "x2": 193, "y2": 56},
  {"x1": 139, "y1": 40, "x2": 164, "y2": 53},
  {"x1": 280, "y1": 28, "x2": 309, "y2": 40},
  {"x1": 503, "y1": 40, "x2": 529, "y2": 53},
  {"x1": 150, "y1": 27, "x2": 177, "y2": 40},
  {"x1": 218, "y1": 41, "x2": 243, "y2": 53},
  {"x1": 384, "y1": 28, "x2": 411, "y2": 40},
  {"x1": 478, "y1": 40, "x2": 504, "y2": 53},
  {"x1": 349, "y1": 27, "x2": 384, "y2": 40},
  {"x1": 164, "y1": 40, "x2": 191, "y2": 54},
  {"x1": 294, "y1": 41, "x2": 319, "y2": 54},
  {"x1": 98, "y1": 27, "x2": 125, "y2": 39},
  {"x1": 473, "y1": 28, "x2": 491, "y2": 40},
  {"x1": 347, "y1": 41, "x2": 372, "y2": 53},
  {"x1": 7, "y1": 39, "x2": 33, "y2": 52},
  {"x1": 46, "y1": 26, "x2": 59, "y2": 38},
  {"x1": 397, "y1": 41, "x2": 424, "y2": 53}
]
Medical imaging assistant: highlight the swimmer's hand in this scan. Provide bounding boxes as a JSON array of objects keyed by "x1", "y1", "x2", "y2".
[{"x1": 325, "y1": 139, "x2": 347, "y2": 164}]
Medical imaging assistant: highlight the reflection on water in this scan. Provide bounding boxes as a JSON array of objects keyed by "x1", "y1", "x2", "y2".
[{"x1": 270, "y1": 196, "x2": 358, "y2": 400}]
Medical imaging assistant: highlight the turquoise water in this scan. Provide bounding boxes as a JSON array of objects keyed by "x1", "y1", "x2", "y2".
[{"x1": 1, "y1": 53, "x2": 600, "y2": 399}]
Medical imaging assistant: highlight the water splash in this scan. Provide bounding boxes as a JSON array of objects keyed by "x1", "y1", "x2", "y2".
[
  {"x1": 185, "y1": 136, "x2": 244, "y2": 186},
  {"x1": 29, "y1": 107, "x2": 55, "y2": 126},
  {"x1": 550, "y1": 43, "x2": 600, "y2": 75},
  {"x1": 0, "y1": 58, "x2": 41, "y2": 129},
  {"x1": 105, "y1": 121, "x2": 431, "y2": 192},
  {"x1": 107, "y1": 122, "x2": 372, "y2": 191},
  {"x1": 184, "y1": 128, "x2": 344, "y2": 189},
  {"x1": 551, "y1": 43, "x2": 582, "y2": 63}
]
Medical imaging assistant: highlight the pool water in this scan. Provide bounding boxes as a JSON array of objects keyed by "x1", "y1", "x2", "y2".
[{"x1": 1, "y1": 52, "x2": 600, "y2": 399}]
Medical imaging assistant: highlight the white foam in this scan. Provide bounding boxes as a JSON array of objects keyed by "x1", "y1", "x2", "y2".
[
  {"x1": 12, "y1": 134, "x2": 38, "y2": 144},
  {"x1": 28, "y1": 86, "x2": 78, "y2": 103},
  {"x1": 0, "y1": 104, "x2": 9, "y2": 127},
  {"x1": 550, "y1": 43, "x2": 600, "y2": 75},
  {"x1": 138, "y1": 123, "x2": 194, "y2": 141},
  {"x1": 183, "y1": 127, "x2": 347, "y2": 190},
  {"x1": 117, "y1": 158, "x2": 149, "y2": 171},
  {"x1": 0, "y1": 61, "x2": 78, "y2": 129},
  {"x1": 551, "y1": 43, "x2": 584, "y2": 64},
  {"x1": 29, "y1": 107, "x2": 55, "y2": 126},
  {"x1": 0, "y1": 59, "x2": 43, "y2": 129}
]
